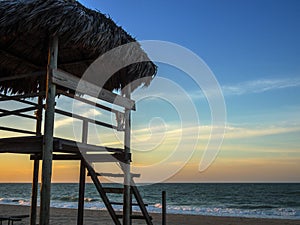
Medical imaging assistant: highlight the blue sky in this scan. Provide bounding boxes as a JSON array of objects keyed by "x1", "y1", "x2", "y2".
[
  {"x1": 1, "y1": 0, "x2": 299, "y2": 182},
  {"x1": 74, "y1": 0, "x2": 300, "y2": 182}
]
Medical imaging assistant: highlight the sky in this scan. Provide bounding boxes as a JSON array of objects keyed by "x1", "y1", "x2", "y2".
[{"x1": 0, "y1": 0, "x2": 300, "y2": 183}]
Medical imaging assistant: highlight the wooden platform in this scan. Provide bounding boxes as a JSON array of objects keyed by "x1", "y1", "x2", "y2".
[{"x1": 0, "y1": 136, "x2": 124, "y2": 162}]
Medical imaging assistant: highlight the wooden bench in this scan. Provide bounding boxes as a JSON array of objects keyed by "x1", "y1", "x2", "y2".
[{"x1": 0, "y1": 215, "x2": 29, "y2": 225}]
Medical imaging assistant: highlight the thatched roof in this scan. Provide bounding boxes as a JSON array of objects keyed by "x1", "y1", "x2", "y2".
[{"x1": 0, "y1": 0, "x2": 156, "y2": 95}]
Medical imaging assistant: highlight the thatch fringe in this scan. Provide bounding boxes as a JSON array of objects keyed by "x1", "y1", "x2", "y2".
[{"x1": 0, "y1": 0, "x2": 156, "y2": 95}]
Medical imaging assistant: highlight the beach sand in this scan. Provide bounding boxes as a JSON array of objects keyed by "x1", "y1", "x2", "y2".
[{"x1": 0, "y1": 204, "x2": 299, "y2": 225}]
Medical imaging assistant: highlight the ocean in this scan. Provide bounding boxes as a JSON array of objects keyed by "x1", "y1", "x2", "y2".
[{"x1": 0, "y1": 183, "x2": 299, "y2": 220}]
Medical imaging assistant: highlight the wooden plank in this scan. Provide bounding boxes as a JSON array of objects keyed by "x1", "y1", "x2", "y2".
[
  {"x1": 55, "y1": 108, "x2": 117, "y2": 130},
  {"x1": 57, "y1": 90, "x2": 124, "y2": 115},
  {"x1": 103, "y1": 188, "x2": 124, "y2": 194},
  {"x1": 110, "y1": 201, "x2": 147, "y2": 206},
  {"x1": 30, "y1": 154, "x2": 81, "y2": 160},
  {"x1": 53, "y1": 138, "x2": 123, "y2": 153},
  {"x1": 0, "y1": 126, "x2": 36, "y2": 135},
  {"x1": 82, "y1": 154, "x2": 120, "y2": 163},
  {"x1": 0, "y1": 136, "x2": 42, "y2": 154},
  {"x1": 52, "y1": 69, "x2": 135, "y2": 110},
  {"x1": 93, "y1": 173, "x2": 140, "y2": 178},
  {"x1": 31, "y1": 153, "x2": 122, "y2": 162},
  {"x1": 0, "y1": 71, "x2": 45, "y2": 82}
]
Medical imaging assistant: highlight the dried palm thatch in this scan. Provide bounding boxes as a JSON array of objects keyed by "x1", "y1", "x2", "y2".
[{"x1": 0, "y1": 0, "x2": 157, "y2": 95}]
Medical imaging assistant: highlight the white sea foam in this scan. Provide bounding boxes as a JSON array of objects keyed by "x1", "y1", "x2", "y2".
[{"x1": 0, "y1": 183, "x2": 299, "y2": 220}]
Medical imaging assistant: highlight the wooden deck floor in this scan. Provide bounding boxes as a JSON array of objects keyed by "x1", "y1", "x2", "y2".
[{"x1": 0, "y1": 136, "x2": 124, "y2": 162}]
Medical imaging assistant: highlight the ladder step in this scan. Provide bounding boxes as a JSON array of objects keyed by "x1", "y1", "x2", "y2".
[
  {"x1": 116, "y1": 214, "x2": 152, "y2": 220},
  {"x1": 88, "y1": 172, "x2": 140, "y2": 178},
  {"x1": 110, "y1": 201, "x2": 148, "y2": 206},
  {"x1": 83, "y1": 154, "x2": 120, "y2": 162},
  {"x1": 103, "y1": 187, "x2": 124, "y2": 194}
]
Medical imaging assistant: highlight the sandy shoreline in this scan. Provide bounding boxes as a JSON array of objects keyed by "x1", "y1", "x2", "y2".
[{"x1": 0, "y1": 204, "x2": 299, "y2": 225}]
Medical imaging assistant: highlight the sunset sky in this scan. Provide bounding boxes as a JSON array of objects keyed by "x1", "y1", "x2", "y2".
[{"x1": 0, "y1": 0, "x2": 299, "y2": 183}]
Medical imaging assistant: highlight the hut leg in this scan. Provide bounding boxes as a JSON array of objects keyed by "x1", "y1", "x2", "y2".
[
  {"x1": 123, "y1": 85, "x2": 132, "y2": 225},
  {"x1": 77, "y1": 161, "x2": 86, "y2": 225},
  {"x1": 77, "y1": 120, "x2": 88, "y2": 225},
  {"x1": 30, "y1": 159, "x2": 39, "y2": 225},
  {"x1": 162, "y1": 191, "x2": 166, "y2": 225},
  {"x1": 39, "y1": 36, "x2": 58, "y2": 225},
  {"x1": 31, "y1": 88, "x2": 43, "y2": 225}
]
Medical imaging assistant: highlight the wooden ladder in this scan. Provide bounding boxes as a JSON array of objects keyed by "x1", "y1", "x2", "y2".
[{"x1": 85, "y1": 162, "x2": 153, "y2": 225}]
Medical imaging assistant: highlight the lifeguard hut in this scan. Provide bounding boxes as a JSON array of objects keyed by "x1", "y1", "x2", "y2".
[{"x1": 0, "y1": 1, "x2": 156, "y2": 225}]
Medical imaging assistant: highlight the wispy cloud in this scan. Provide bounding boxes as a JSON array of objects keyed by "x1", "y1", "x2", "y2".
[
  {"x1": 170, "y1": 77, "x2": 300, "y2": 101},
  {"x1": 224, "y1": 124, "x2": 300, "y2": 139},
  {"x1": 222, "y1": 77, "x2": 300, "y2": 96},
  {"x1": 130, "y1": 122, "x2": 300, "y2": 144}
]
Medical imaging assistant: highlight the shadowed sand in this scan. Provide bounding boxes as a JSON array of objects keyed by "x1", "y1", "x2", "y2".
[{"x1": 0, "y1": 204, "x2": 299, "y2": 225}]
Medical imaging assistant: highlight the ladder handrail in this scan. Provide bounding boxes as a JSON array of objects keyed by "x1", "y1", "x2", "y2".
[{"x1": 84, "y1": 161, "x2": 121, "y2": 225}]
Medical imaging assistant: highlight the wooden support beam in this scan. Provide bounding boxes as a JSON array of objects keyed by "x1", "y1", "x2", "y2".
[
  {"x1": 0, "y1": 48, "x2": 41, "y2": 70},
  {"x1": 82, "y1": 153, "x2": 121, "y2": 163},
  {"x1": 0, "y1": 93, "x2": 43, "y2": 107},
  {"x1": 0, "y1": 71, "x2": 45, "y2": 82},
  {"x1": 131, "y1": 182, "x2": 153, "y2": 225},
  {"x1": 30, "y1": 94, "x2": 43, "y2": 225},
  {"x1": 0, "y1": 136, "x2": 42, "y2": 154},
  {"x1": 52, "y1": 69, "x2": 136, "y2": 110},
  {"x1": 162, "y1": 191, "x2": 166, "y2": 225},
  {"x1": 123, "y1": 85, "x2": 132, "y2": 225},
  {"x1": 84, "y1": 162, "x2": 121, "y2": 225},
  {"x1": 30, "y1": 154, "x2": 80, "y2": 160},
  {"x1": 55, "y1": 108, "x2": 117, "y2": 130},
  {"x1": 77, "y1": 120, "x2": 88, "y2": 225},
  {"x1": 92, "y1": 173, "x2": 140, "y2": 178},
  {"x1": 77, "y1": 161, "x2": 86, "y2": 225},
  {"x1": 0, "y1": 126, "x2": 36, "y2": 135},
  {"x1": 0, "y1": 106, "x2": 37, "y2": 118},
  {"x1": 0, "y1": 92, "x2": 44, "y2": 101},
  {"x1": 0, "y1": 108, "x2": 36, "y2": 120},
  {"x1": 30, "y1": 158, "x2": 39, "y2": 225},
  {"x1": 53, "y1": 137, "x2": 123, "y2": 153},
  {"x1": 40, "y1": 36, "x2": 58, "y2": 225},
  {"x1": 57, "y1": 89, "x2": 124, "y2": 115},
  {"x1": 59, "y1": 58, "x2": 94, "y2": 67}
]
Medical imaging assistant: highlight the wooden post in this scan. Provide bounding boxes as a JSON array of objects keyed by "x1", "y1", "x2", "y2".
[
  {"x1": 162, "y1": 191, "x2": 166, "y2": 225},
  {"x1": 123, "y1": 85, "x2": 132, "y2": 225},
  {"x1": 30, "y1": 88, "x2": 43, "y2": 225},
  {"x1": 39, "y1": 36, "x2": 58, "y2": 225},
  {"x1": 77, "y1": 120, "x2": 88, "y2": 225},
  {"x1": 30, "y1": 159, "x2": 40, "y2": 225}
]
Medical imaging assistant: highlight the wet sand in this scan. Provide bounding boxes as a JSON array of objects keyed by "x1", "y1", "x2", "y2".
[{"x1": 0, "y1": 204, "x2": 299, "y2": 225}]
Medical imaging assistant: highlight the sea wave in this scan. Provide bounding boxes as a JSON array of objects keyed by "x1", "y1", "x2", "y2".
[
  {"x1": 1, "y1": 183, "x2": 300, "y2": 220},
  {"x1": 0, "y1": 197, "x2": 30, "y2": 206},
  {"x1": 151, "y1": 204, "x2": 300, "y2": 219},
  {"x1": 1, "y1": 197, "x2": 299, "y2": 219}
]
